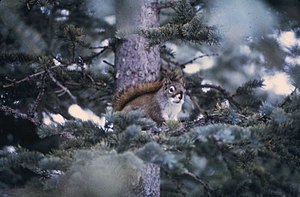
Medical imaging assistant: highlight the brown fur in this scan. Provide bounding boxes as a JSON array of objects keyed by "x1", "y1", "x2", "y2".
[
  {"x1": 113, "y1": 67, "x2": 185, "y2": 123},
  {"x1": 122, "y1": 93, "x2": 163, "y2": 123},
  {"x1": 113, "y1": 81, "x2": 163, "y2": 111}
]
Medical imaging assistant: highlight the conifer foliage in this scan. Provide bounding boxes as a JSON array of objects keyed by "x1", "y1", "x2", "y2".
[{"x1": 0, "y1": 0, "x2": 300, "y2": 196}]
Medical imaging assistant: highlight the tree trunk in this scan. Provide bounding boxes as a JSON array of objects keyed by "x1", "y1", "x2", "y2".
[
  {"x1": 115, "y1": 0, "x2": 160, "y2": 196},
  {"x1": 115, "y1": 0, "x2": 160, "y2": 92}
]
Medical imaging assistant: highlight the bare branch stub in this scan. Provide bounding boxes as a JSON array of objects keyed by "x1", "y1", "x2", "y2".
[
  {"x1": 103, "y1": 60, "x2": 114, "y2": 67},
  {"x1": 28, "y1": 74, "x2": 46, "y2": 116}
]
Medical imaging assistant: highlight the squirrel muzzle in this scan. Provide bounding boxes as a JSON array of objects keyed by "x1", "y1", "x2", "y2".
[{"x1": 171, "y1": 91, "x2": 184, "y2": 104}]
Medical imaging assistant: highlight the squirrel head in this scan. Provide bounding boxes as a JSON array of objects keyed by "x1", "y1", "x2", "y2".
[
  {"x1": 162, "y1": 73, "x2": 185, "y2": 104},
  {"x1": 113, "y1": 65, "x2": 186, "y2": 112}
]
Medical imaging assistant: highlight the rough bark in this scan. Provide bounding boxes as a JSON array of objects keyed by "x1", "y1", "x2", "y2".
[
  {"x1": 115, "y1": 0, "x2": 161, "y2": 196},
  {"x1": 115, "y1": 0, "x2": 160, "y2": 93}
]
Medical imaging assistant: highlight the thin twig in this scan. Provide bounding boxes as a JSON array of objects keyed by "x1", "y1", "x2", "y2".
[
  {"x1": 0, "y1": 104, "x2": 40, "y2": 125},
  {"x1": 28, "y1": 74, "x2": 46, "y2": 116},
  {"x1": 103, "y1": 60, "x2": 114, "y2": 67},
  {"x1": 47, "y1": 70, "x2": 77, "y2": 103},
  {"x1": 85, "y1": 73, "x2": 108, "y2": 88},
  {"x1": 280, "y1": 87, "x2": 297, "y2": 107},
  {"x1": 89, "y1": 46, "x2": 107, "y2": 49},
  {"x1": 180, "y1": 53, "x2": 218, "y2": 68},
  {"x1": 200, "y1": 83, "x2": 240, "y2": 109},
  {"x1": 162, "y1": 169, "x2": 187, "y2": 197},
  {"x1": 82, "y1": 47, "x2": 109, "y2": 62},
  {"x1": 200, "y1": 84, "x2": 228, "y2": 95},
  {"x1": 3, "y1": 64, "x2": 65, "y2": 88},
  {"x1": 72, "y1": 41, "x2": 76, "y2": 60},
  {"x1": 86, "y1": 73, "x2": 95, "y2": 84},
  {"x1": 184, "y1": 171, "x2": 213, "y2": 196}
]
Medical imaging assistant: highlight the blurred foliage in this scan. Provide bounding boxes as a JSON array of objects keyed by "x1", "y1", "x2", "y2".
[{"x1": 142, "y1": 0, "x2": 218, "y2": 45}]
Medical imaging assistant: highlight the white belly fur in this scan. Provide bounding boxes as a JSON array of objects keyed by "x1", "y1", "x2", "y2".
[{"x1": 161, "y1": 99, "x2": 183, "y2": 121}]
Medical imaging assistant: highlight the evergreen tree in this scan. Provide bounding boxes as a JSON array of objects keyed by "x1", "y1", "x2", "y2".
[{"x1": 0, "y1": 0, "x2": 300, "y2": 196}]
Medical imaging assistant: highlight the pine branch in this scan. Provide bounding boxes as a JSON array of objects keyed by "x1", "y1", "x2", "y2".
[
  {"x1": 0, "y1": 104, "x2": 40, "y2": 125},
  {"x1": 157, "y1": 1, "x2": 179, "y2": 10},
  {"x1": 183, "y1": 171, "x2": 213, "y2": 197},
  {"x1": 234, "y1": 79, "x2": 264, "y2": 96},
  {"x1": 117, "y1": 125, "x2": 142, "y2": 153},
  {"x1": 142, "y1": 17, "x2": 218, "y2": 45},
  {"x1": 173, "y1": 0, "x2": 196, "y2": 24},
  {"x1": 0, "y1": 150, "x2": 44, "y2": 169},
  {"x1": 0, "y1": 53, "x2": 38, "y2": 63},
  {"x1": 2, "y1": 63, "x2": 65, "y2": 88},
  {"x1": 141, "y1": 23, "x2": 180, "y2": 45},
  {"x1": 287, "y1": 65, "x2": 300, "y2": 89},
  {"x1": 232, "y1": 79, "x2": 264, "y2": 109},
  {"x1": 62, "y1": 25, "x2": 84, "y2": 59},
  {"x1": 143, "y1": 0, "x2": 218, "y2": 45},
  {"x1": 209, "y1": 137, "x2": 237, "y2": 178}
]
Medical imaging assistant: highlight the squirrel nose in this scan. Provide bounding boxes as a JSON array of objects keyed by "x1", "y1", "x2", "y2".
[{"x1": 177, "y1": 91, "x2": 183, "y2": 100}]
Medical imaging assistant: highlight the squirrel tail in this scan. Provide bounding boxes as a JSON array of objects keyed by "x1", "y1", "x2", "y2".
[
  {"x1": 113, "y1": 81, "x2": 163, "y2": 111},
  {"x1": 113, "y1": 66, "x2": 184, "y2": 111}
]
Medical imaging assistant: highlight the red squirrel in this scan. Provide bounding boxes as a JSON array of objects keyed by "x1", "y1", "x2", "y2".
[{"x1": 113, "y1": 68, "x2": 185, "y2": 124}]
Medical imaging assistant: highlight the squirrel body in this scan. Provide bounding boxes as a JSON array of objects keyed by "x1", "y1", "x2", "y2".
[{"x1": 113, "y1": 69, "x2": 185, "y2": 124}]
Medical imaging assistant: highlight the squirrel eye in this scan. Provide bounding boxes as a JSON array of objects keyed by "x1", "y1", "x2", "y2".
[{"x1": 169, "y1": 86, "x2": 175, "y2": 93}]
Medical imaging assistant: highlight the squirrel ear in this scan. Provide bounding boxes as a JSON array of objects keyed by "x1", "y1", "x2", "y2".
[
  {"x1": 173, "y1": 68, "x2": 184, "y2": 83},
  {"x1": 161, "y1": 64, "x2": 185, "y2": 85},
  {"x1": 160, "y1": 65, "x2": 170, "y2": 78},
  {"x1": 163, "y1": 77, "x2": 171, "y2": 86}
]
